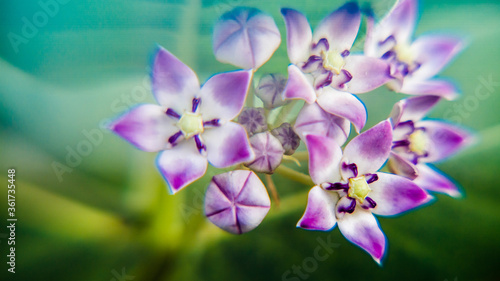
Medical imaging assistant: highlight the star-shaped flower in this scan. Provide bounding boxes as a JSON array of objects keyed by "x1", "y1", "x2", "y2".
[{"x1": 110, "y1": 46, "x2": 255, "y2": 194}]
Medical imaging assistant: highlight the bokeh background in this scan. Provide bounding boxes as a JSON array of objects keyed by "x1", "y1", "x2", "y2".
[{"x1": 1, "y1": 0, "x2": 499, "y2": 280}]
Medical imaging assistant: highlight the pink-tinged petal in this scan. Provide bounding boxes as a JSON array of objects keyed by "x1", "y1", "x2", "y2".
[
  {"x1": 337, "y1": 209, "x2": 386, "y2": 264},
  {"x1": 410, "y1": 35, "x2": 465, "y2": 80},
  {"x1": 294, "y1": 102, "x2": 350, "y2": 146},
  {"x1": 245, "y1": 132, "x2": 284, "y2": 174},
  {"x1": 378, "y1": 0, "x2": 417, "y2": 44},
  {"x1": 390, "y1": 95, "x2": 441, "y2": 126},
  {"x1": 199, "y1": 70, "x2": 253, "y2": 121},
  {"x1": 305, "y1": 134, "x2": 343, "y2": 184},
  {"x1": 109, "y1": 104, "x2": 176, "y2": 152},
  {"x1": 413, "y1": 164, "x2": 462, "y2": 197},
  {"x1": 316, "y1": 87, "x2": 367, "y2": 133},
  {"x1": 282, "y1": 64, "x2": 317, "y2": 103},
  {"x1": 417, "y1": 120, "x2": 473, "y2": 163},
  {"x1": 205, "y1": 170, "x2": 271, "y2": 234},
  {"x1": 203, "y1": 122, "x2": 254, "y2": 168},
  {"x1": 157, "y1": 139, "x2": 208, "y2": 194},
  {"x1": 297, "y1": 186, "x2": 339, "y2": 231},
  {"x1": 312, "y1": 2, "x2": 361, "y2": 52},
  {"x1": 399, "y1": 78, "x2": 459, "y2": 100},
  {"x1": 213, "y1": 7, "x2": 281, "y2": 69},
  {"x1": 341, "y1": 55, "x2": 391, "y2": 94},
  {"x1": 342, "y1": 120, "x2": 393, "y2": 176},
  {"x1": 152, "y1": 46, "x2": 199, "y2": 110},
  {"x1": 387, "y1": 152, "x2": 418, "y2": 180},
  {"x1": 369, "y1": 172, "x2": 432, "y2": 216},
  {"x1": 281, "y1": 8, "x2": 313, "y2": 64}
]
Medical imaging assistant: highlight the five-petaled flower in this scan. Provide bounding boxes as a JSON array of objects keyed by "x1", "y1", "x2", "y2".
[
  {"x1": 389, "y1": 95, "x2": 473, "y2": 197},
  {"x1": 298, "y1": 120, "x2": 432, "y2": 263},
  {"x1": 110, "y1": 46, "x2": 255, "y2": 194},
  {"x1": 365, "y1": 0, "x2": 464, "y2": 99}
]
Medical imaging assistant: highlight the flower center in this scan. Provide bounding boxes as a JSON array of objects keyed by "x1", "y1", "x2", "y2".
[
  {"x1": 393, "y1": 43, "x2": 413, "y2": 65},
  {"x1": 408, "y1": 130, "x2": 428, "y2": 156},
  {"x1": 348, "y1": 175, "x2": 371, "y2": 203},
  {"x1": 178, "y1": 112, "x2": 204, "y2": 139},
  {"x1": 321, "y1": 50, "x2": 345, "y2": 75}
]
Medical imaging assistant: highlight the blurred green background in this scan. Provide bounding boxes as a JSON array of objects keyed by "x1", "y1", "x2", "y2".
[{"x1": 1, "y1": 0, "x2": 499, "y2": 280}]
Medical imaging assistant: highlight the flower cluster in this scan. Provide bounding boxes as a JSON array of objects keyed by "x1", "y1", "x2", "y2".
[{"x1": 109, "y1": 0, "x2": 473, "y2": 264}]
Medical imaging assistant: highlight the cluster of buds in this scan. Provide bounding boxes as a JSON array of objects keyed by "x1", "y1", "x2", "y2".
[{"x1": 109, "y1": 0, "x2": 473, "y2": 264}]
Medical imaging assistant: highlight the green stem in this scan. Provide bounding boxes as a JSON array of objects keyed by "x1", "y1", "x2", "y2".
[
  {"x1": 292, "y1": 151, "x2": 308, "y2": 161},
  {"x1": 275, "y1": 165, "x2": 314, "y2": 186}
]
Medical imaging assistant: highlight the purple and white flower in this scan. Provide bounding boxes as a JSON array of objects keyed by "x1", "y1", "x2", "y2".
[
  {"x1": 389, "y1": 95, "x2": 473, "y2": 197},
  {"x1": 298, "y1": 120, "x2": 432, "y2": 263},
  {"x1": 281, "y1": 3, "x2": 389, "y2": 132},
  {"x1": 364, "y1": 0, "x2": 464, "y2": 99},
  {"x1": 110, "y1": 46, "x2": 254, "y2": 194},
  {"x1": 213, "y1": 7, "x2": 281, "y2": 70},
  {"x1": 205, "y1": 170, "x2": 271, "y2": 234}
]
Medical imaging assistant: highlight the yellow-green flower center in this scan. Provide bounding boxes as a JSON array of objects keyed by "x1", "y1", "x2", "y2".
[
  {"x1": 178, "y1": 112, "x2": 204, "y2": 139},
  {"x1": 348, "y1": 175, "x2": 371, "y2": 203},
  {"x1": 321, "y1": 50, "x2": 345, "y2": 75},
  {"x1": 408, "y1": 130, "x2": 429, "y2": 156},
  {"x1": 394, "y1": 43, "x2": 414, "y2": 65}
]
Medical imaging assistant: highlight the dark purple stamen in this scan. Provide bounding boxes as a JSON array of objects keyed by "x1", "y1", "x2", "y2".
[
  {"x1": 324, "y1": 182, "x2": 349, "y2": 191},
  {"x1": 364, "y1": 197, "x2": 377, "y2": 209},
  {"x1": 302, "y1": 55, "x2": 322, "y2": 70},
  {"x1": 365, "y1": 173, "x2": 379, "y2": 184},
  {"x1": 315, "y1": 71, "x2": 334, "y2": 90},
  {"x1": 166, "y1": 108, "x2": 181, "y2": 119},
  {"x1": 192, "y1": 98, "x2": 201, "y2": 113},
  {"x1": 381, "y1": 50, "x2": 396, "y2": 60},
  {"x1": 379, "y1": 35, "x2": 396, "y2": 47},
  {"x1": 338, "y1": 70, "x2": 353, "y2": 88},
  {"x1": 392, "y1": 140, "x2": 410, "y2": 148},
  {"x1": 194, "y1": 135, "x2": 206, "y2": 153},
  {"x1": 313, "y1": 38, "x2": 329, "y2": 51},
  {"x1": 338, "y1": 197, "x2": 356, "y2": 214},
  {"x1": 203, "y1": 119, "x2": 220, "y2": 127},
  {"x1": 343, "y1": 163, "x2": 358, "y2": 177},
  {"x1": 341, "y1": 50, "x2": 350, "y2": 57},
  {"x1": 168, "y1": 131, "x2": 183, "y2": 145}
]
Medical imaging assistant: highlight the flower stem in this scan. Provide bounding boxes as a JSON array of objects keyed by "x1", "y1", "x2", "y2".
[
  {"x1": 265, "y1": 174, "x2": 280, "y2": 208},
  {"x1": 274, "y1": 165, "x2": 314, "y2": 186},
  {"x1": 292, "y1": 151, "x2": 308, "y2": 161}
]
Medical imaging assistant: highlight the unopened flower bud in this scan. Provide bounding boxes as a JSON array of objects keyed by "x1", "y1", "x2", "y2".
[
  {"x1": 245, "y1": 132, "x2": 284, "y2": 173},
  {"x1": 255, "y1": 73, "x2": 289, "y2": 109},
  {"x1": 238, "y1": 107, "x2": 268, "y2": 135},
  {"x1": 271, "y1": 123, "x2": 300, "y2": 155}
]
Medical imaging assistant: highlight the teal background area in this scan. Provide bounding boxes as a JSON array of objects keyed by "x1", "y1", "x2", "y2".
[{"x1": 1, "y1": 0, "x2": 500, "y2": 280}]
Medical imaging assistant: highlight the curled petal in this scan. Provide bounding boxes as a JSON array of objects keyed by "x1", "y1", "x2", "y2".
[
  {"x1": 282, "y1": 64, "x2": 317, "y2": 103},
  {"x1": 369, "y1": 172, "x2": 432, "y2": 216},
  {"x1": 157, "y1": 139, "x2": 208, "y2": 194},
  {"x1": 337, "y1": 209, "x2": 386, "y2": 264},
  {"x1": 417, "y1": 120, "x2": 473, "y2": 162},
  {"x1": 213, "y1": 7, "x2": 281, "y2": 69},
  {"x1": 413, "y1": 164, "x2": 462, "y2": 197},
  {"x1": 316, "y1": 87, "x2": 367, "y2": 133},
  {"x1": 203, "y1": 122, "x2": 255, "y2": 168},
  {"x1": 199, "y1": 70, "x2": 253, "y2": 121},
  {"x1": 297, "y1": 186, "x2": 339, "y2": 231},
  {"x1": 312, "y1": 2, "x2": 361, "y2": 52},
  {"x1": 410, "y1": 35, "x2": 465, "y2": 80},
  {"x1": 399, "y1": 79, "x2": 459, "y2": 100},
  {"x1": 245, "y1": 132, "x2": 284, "y2": 174},
  {"x1": 342, "y1": 120, "x2": 393, "y2": 176},
  {"x1": 387, "y1": 152, "x2": 418, "y2": 180},
  {"x1": 390, "y1": 95, "x2": 441, "y2": 126},
  {"x1": 294, "y1": 102, "x2": 350, "y2": 146},
  {"x1": 341, "y1": 55, "x2": 391, "y2": 94},
  {"x1": 305, "y1": 134, "x2": 343, "y2": 184},
  {"x1": 109, "y1": 104, "x2": 176, "y2": 152},
  {"x1": 205, "y1": 170, "x2": 271, "y2": 234},
  {"x1": 152, "y1": 46, "x2": 199, "y2": 110},
  {"x1": 281, "y1": 8, "x2": 313, "y2": 64}
]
